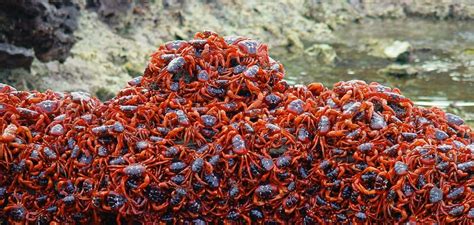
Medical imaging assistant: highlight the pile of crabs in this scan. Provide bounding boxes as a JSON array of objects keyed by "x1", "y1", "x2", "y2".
[{"x1": 0, "y1": 31, "x2": 473, "y2": 224}]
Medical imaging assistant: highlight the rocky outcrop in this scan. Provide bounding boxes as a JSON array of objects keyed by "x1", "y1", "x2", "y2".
[
  {"x1": 86, "y1": 0, "x2": 135, "y2": 26},
  {"x1": 0, "y1": 0, "x2": 80, "y2": 68},
  {"x1": 304, "y1": 0, "x2": 474, "y2": 25},
  {"x1": 0, "y1": 43, "x2": 34, "y2": 69},
  {"x1": 365, "y1": 39, "x2": 413, "y2": 63},
  {"x1": 304, "y1": 44, "x2": 337, "y2": 64}
]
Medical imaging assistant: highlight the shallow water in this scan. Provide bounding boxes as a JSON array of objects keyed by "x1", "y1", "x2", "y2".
[{"x1": 275, "y1": 19, "x2": 474, "y2": 126}]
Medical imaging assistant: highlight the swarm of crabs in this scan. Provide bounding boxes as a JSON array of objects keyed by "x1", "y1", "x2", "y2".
[{"x1": 0, "y1": 31, "x2": 473, "y2": 224}]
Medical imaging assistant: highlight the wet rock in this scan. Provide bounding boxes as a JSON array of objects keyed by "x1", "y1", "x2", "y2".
[
  {"x1": 380, "y1": 64, "x2": 418, "y2": 77},
  {"x1": 420, "y1": 60, "x2": 459, "y2": 73},
  {"x1": 367, "y1": 39, "x2": 412, "y2": 62},
  {"x1": 384, "y1": 41, "x2": 411, "y2": 62},
  {"x1": 0, "y1": 0, "x2": 79, "y2": 67},
  {"x1": 304, "y1": 44, "x2": 337, "y2": 64},
  {"x1": 0, "y1": 44, "x2": 34, "y2": 69}
]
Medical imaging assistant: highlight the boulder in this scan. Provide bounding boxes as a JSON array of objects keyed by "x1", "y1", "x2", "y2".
[
  {"x1": 0, "y1": 0, "x2": 80, "y2": 68},
  {"x1": 380, "y1": 64, "x2": 419, "y2": 77},
  {"x1": 304, "y1": 44, "x2": 337, "y2": 64},
  {"x1": 0, "y1": 43, "x2": 34, "y2": 69},
  {"x1": 384, "y1": 40, "x2": 412, "y2": 61},
  {"x1": 86, "y1": 0, "x2": 135, "y2": 26},
  {"x1": 366, "y1": 39, "x2": 412, "y2": 63}
]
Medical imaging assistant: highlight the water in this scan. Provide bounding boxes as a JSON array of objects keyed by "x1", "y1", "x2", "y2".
[{"x1": 274, "y1": 19, "x2": 474, "y2": 126}]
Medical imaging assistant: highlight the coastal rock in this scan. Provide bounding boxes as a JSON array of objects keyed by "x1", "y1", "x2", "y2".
[
  {"x1": 380, "y1": 64, "x2": 418, "y2": 77},
  {"x1": 384, "y1": 41, "x2": 412, "y2": 60},
  {"x1": 366, "y1": 39, "x2": 412, "y2": 62},
  {"x1": 0, "y1": 43, "x2": 34, "y2": 69},
  {"x1": 29, "y1": 11, "x2": 153, "y2": 100},
  {"x1": 304, "y1": 0, "x2": 474, "y2": 21},
  {"x1": 86, "y1": 0, "x2": 137, "y2": 26},
  {"x1": 0, "y1": 0, "x2": 79, "y2": 67},
  {"x1": 304, "y1": 44, "x2": 337, "y2": 64}
]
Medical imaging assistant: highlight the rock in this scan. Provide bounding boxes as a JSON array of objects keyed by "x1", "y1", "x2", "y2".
[
  {"x1": 304, "y1": 44, "x2": 337, "y2": 64},
  {"x1": 29, "y1": 11, "x2": 154, "y2": 100},
  {"x1": 304, "y1": 0, "x2": 474, "y2": 21},
  {"x1": 0, "y1": 68, "x2": 37, "y2": 91},
  {"x1": 0, "y1": 0, "x2": 79, "y2": 67},
  {"x1": 287, "y1": 33, "x2": 305, "y2": 52},
  {"x1": 304, "y1": 0, "x2": 360, "y2": 28},
  {"x1": 420, "y1": 60, "x2": 459, "y2": 73},
  {"x1": 0, "y1": 43, "x2": 34, "y2": 69},
  {"x1": 89, "y1": 0, "x2": 133, "y2": 16},
  {"x1": 380, "y1": 64, "x2": 419, "y2": 77},
  {"x1": 366, "y1": 39, "x2": 412, "y2": 63},
  {"x1": 86, "y1": 0, "x2": 136, "y2": 26},
  {"x1": 384, "y1": 41, "x2": 412, "y2": 61}
]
